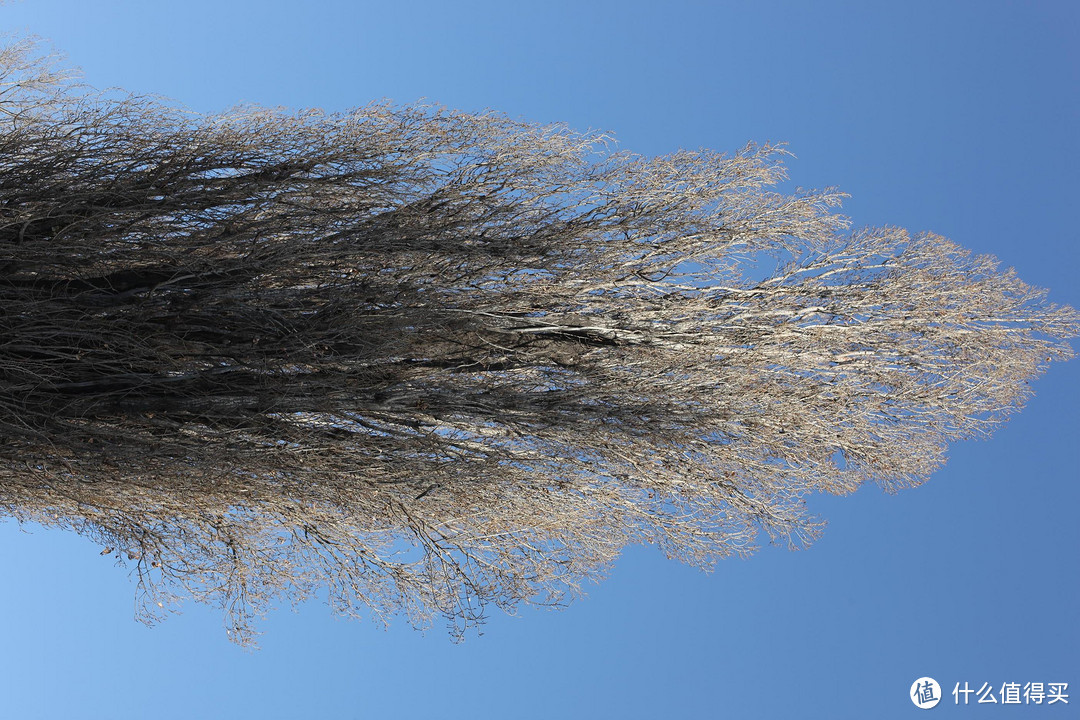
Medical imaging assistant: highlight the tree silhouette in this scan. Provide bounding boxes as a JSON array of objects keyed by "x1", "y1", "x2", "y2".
[{"x1": 2, "y1": 38, "x2": 1076, "y2": 644}]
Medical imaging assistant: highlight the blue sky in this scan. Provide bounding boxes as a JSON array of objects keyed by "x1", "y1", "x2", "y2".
[{"x1": 0, "y1": 1, "x2": 1077, "y2": 718}]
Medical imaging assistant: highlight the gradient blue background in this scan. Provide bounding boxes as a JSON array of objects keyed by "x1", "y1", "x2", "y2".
[{"x1": 1, "y1": 2, "x2": 1077, "y2": 717}]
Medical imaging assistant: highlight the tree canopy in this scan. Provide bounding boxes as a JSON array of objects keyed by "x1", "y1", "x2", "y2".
[{"x1": 1, "y1": 38, "x2": 1076, "y2": 644}]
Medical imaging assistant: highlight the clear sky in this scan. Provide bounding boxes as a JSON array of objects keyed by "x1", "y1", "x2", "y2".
[{"x1": 1, "y1": 1, "x2": 1077, "y2": 718}]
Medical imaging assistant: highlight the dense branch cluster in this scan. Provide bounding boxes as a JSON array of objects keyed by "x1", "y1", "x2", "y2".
[{"x1": 1, "y1": 39, "x2": 1075, "y2": 643}]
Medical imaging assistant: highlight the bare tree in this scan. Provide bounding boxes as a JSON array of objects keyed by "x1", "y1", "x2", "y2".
[{"x1": 1, "y1": 38, "x2": 1076, "y2": 645}]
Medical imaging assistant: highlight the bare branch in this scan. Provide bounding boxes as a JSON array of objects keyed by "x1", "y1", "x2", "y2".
[{"x1": 0, "y1": 39, "x2": 1076, "y2": 645}]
